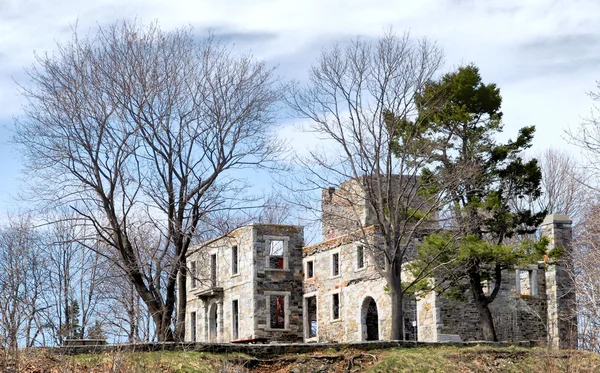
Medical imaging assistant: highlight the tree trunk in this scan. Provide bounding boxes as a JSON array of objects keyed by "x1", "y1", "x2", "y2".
[
  {"x1": 469, "y1": 272, "x2": 498, "y2": 341},
  {"x1": 174, "y1": 265, "x2": 187, "y2": 341},
  {"x1": 387, "y1": 261, "x2": 405, "y2": 341},
  {"x1": 473, "y1": 298, "x2": 497, "y2": 341}
]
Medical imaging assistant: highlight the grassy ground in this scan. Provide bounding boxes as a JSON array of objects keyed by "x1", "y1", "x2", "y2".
[{"x1": 1, "y1": 345, "x2": 600, "y2": 372}]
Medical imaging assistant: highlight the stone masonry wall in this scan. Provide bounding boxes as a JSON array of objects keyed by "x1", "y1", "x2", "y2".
[
  {"x1": 541, "y1": 214, "x2": 577, "y2": 349},
  {"x1": 429, "y1": 266, "x2": 548, "y2": 343},
  {"x1": 185, "y1": 226, "x2": 256, "y2": 343},
  {"x1": 303, "y1": 232, "x2": 419, "y2": 343},
  {"x1": 186, "y1": 224, "x2": 305, "y2": 343},
  {"x1": 253, "y1": 225, "x2": 305, "y2": 342},
  {"x1": 322, "y1": 179, "x2": 368, "y2": 240},
  {"x1": 303, "y1": 238, "x2": 390, "y2": 342}
]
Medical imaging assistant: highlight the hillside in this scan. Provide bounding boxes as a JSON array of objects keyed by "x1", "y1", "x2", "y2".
[{"x1": 2, "y1": 345, "x2": 599, "y2": 373}]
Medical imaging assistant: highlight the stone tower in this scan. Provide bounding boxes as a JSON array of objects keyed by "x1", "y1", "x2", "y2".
[
  {"x1": 321, "y1": 179, "x2": 369, "y2": 240},
  {"x1": 541, "y1": 214, "x2": 578, "y2": 349}
]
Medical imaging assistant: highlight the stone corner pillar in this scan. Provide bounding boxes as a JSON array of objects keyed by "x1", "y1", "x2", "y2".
[{"x1": 541, "y1": 214, "x2": 577, "y2": 349}]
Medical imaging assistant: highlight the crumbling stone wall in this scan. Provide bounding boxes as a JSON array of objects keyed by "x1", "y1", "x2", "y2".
[
  {"x1": 432, "y1": 267, "x2": 548, "y2": 342},
  {"x1": 416, "y1": 215, "x2": 576, "y2": 347},
  {"x1": 322, "y1": 175, "x2": 435, "y2": 255}
]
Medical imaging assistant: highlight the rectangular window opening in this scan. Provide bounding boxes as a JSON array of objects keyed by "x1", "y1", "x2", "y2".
[
  {"x1": 190, "y1": 312, "x2": 197, "y2": 342},
  {"x1": 307, "y1": 296, "x2": 317, "y2": 338},
  {"x1": 190, "y1": 261, "x2": 197, "y2": 288},
  {"x1": 210, "y1": 254, "x2": 217, "y2": 287},
  {"x1": 232, "y1": 300, "x2": 239, "y2": 340},
  {"x1": 357, "y1": 245, "x2": 364, "y2": 269},
  {"x1": 270, "y1": 295, "x2": 285, "y2": 329},
  {"x1": 332, "y1": 293, "x2": 340, "y2": 320},
  {"x1": 517, "y1": 270, "x2": 538, "y2": 296},
  {"x1": 306, "y1": 260, "x2": 314, "y2": 279},
  {"x1": 269, "y1": 239, "x2": 285, "y2": 269},
  {"x1": 332, "y1": 253, "x2": 340, "y2": 277},
  {"x1": 232, "y1": 246, "x2": 239, "y2": 275},
  {"x1": 331, "y1": 293, "x2": 340, "y2": 320}
]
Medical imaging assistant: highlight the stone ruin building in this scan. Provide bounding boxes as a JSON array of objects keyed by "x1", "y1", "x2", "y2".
[{"x1": 184, "y1": 178, "x2": 577, "y2": 348}]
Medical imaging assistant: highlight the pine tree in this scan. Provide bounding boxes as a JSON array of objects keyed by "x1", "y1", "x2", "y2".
[{"x1": 410, "y1": 65, "x2": 553, "y2": 341}]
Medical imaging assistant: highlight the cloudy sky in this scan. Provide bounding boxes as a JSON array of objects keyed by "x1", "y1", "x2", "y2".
[{"x1": 1, "y1": 0, "x2": 599, "y2": 212}]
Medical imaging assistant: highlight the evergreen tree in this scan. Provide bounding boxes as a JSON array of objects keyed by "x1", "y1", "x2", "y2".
[{"x1": 410, "y1": 65, "x2": 554, "y2": 341}]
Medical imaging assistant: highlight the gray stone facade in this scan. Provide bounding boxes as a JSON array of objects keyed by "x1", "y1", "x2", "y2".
[
  {"x1": 416, "y1": 214, "x2": 576, "y2": 346},
  {"x1": 185, "y1": 185, "x2": 576, "y2": 349},
  {"x1": 185, "y1": 224, "x2": 304, "y2": 343}
]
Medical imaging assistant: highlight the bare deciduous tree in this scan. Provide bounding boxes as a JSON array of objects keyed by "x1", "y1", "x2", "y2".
[
  {"x1": 287, "y1": 31, "x2": 446, "y2": 340},
  {"x1": 0, "y1": 216, "x2": 46, "y2": 350},
  {"x1": 519, "y1": 148, "x2": 588, "y2": 223},
  {"x1": 257, "y1": 193, "x2": 294, "y2": 225},
  {"x1": 14, "y1": 20, "x2": 283, "y2": 341},
  {"x1": 570, "y1": 204, "x2": 600, "y2": 351},
  {"x1": 39, "y1": 212, "x2": 107, "y2": 345}
]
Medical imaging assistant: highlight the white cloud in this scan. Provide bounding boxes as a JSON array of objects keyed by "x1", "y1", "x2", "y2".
[{"x1": 2, "y1": 0, "x2": 600, "y2": 211}]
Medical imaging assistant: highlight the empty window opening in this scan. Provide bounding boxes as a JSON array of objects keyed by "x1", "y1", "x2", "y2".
[
  {"x1": 269, "y1": 239, "x2": 285, "y2": 269},
  {"x1": 270, "y1": 295, "x2": 285, "y2": 329},
  {"x1": 307, "y1": 296, "x2": 317, "y2": 338},
  {"x1": 190, "y1": 261, "x2": 197, "y2": 288},
  {"x1": 516, "y1": 269, "x2": 538, "y2": 296},
  {"x1": 515, "y1": 269, "x2": 538, "y2": 295},
  {"x1": 357, "y1": 245, "x2": 364, "y2": 269},
  {"x1": 332, "y1": 293, "x2": 340, "y2": 320},
  {"x1": 190, "y1": 311, "x2": 197, "y2": 342},
  {"x1": 232, "y1": 300, "x2": 239, "y2": 340},
  {"x1": 332, "y1": 253, "x2": 340, "y2": 277},
  {"x1": 232, "y1": 246, "x2": 239, "y2": 275},
  {"x1": 520, "y1": 270, "x2": 531, "y2": 294},
  {"x1": 306, "y1": 260, "x2": 314, "y2": 279},
  {"x1": 210, "y1": 254, "x2": 217, "y2": 287}
]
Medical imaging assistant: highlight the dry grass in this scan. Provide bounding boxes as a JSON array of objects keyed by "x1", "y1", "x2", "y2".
[{"x1": 1, "y1": 345, "x2": 599, "y2": 372}]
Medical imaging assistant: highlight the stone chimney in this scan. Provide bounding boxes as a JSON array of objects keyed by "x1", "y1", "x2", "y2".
[{"x1": 541, "y1": 214, "x2": 577, "y2": 349}]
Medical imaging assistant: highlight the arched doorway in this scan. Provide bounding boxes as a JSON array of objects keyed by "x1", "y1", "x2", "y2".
[
  {"x1": 209, "y1": 302, "x2": 218, "y2": 342},
  {"x1": 361, "y1": 297, "x2": 379, "y2": 341}
]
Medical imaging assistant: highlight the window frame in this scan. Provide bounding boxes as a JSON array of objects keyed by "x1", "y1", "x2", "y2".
[
  {"x1": 515, "y1": 268, "x2": 538, "y2": 296},
  {"x1": 306, "y1": 260, "x2": 314, "y2": 279},
  {"x1": 232, "y1": 299, "x2": 239, "y2": 340},
  {"x1": 264, "y1": 236, "x2": 290, "y2": 271},
  {"x1": 231, "y1": 245, "x2": 239, "y2": 276},
  {"x1": 330, "y1": 291, "x2": 341, "y2": 322},
  {"x1": 190, "y1": 311, "x2": 197, "y2": 342},
  {"x1": 331, "y1": 250, "x2": 341, "y2": 278},
  {"x1": 303, "y1": 292, "x2": 318, "y2": 340},
  {"x1": 265, "y1": 291, "x2": 290, "y2": 331},
  {"x1": 210, "y1": 253, "x2": 217, "y2": 287},
  {"x1": 356, "y1": 245, "x2": 365, "y2": 270}
]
